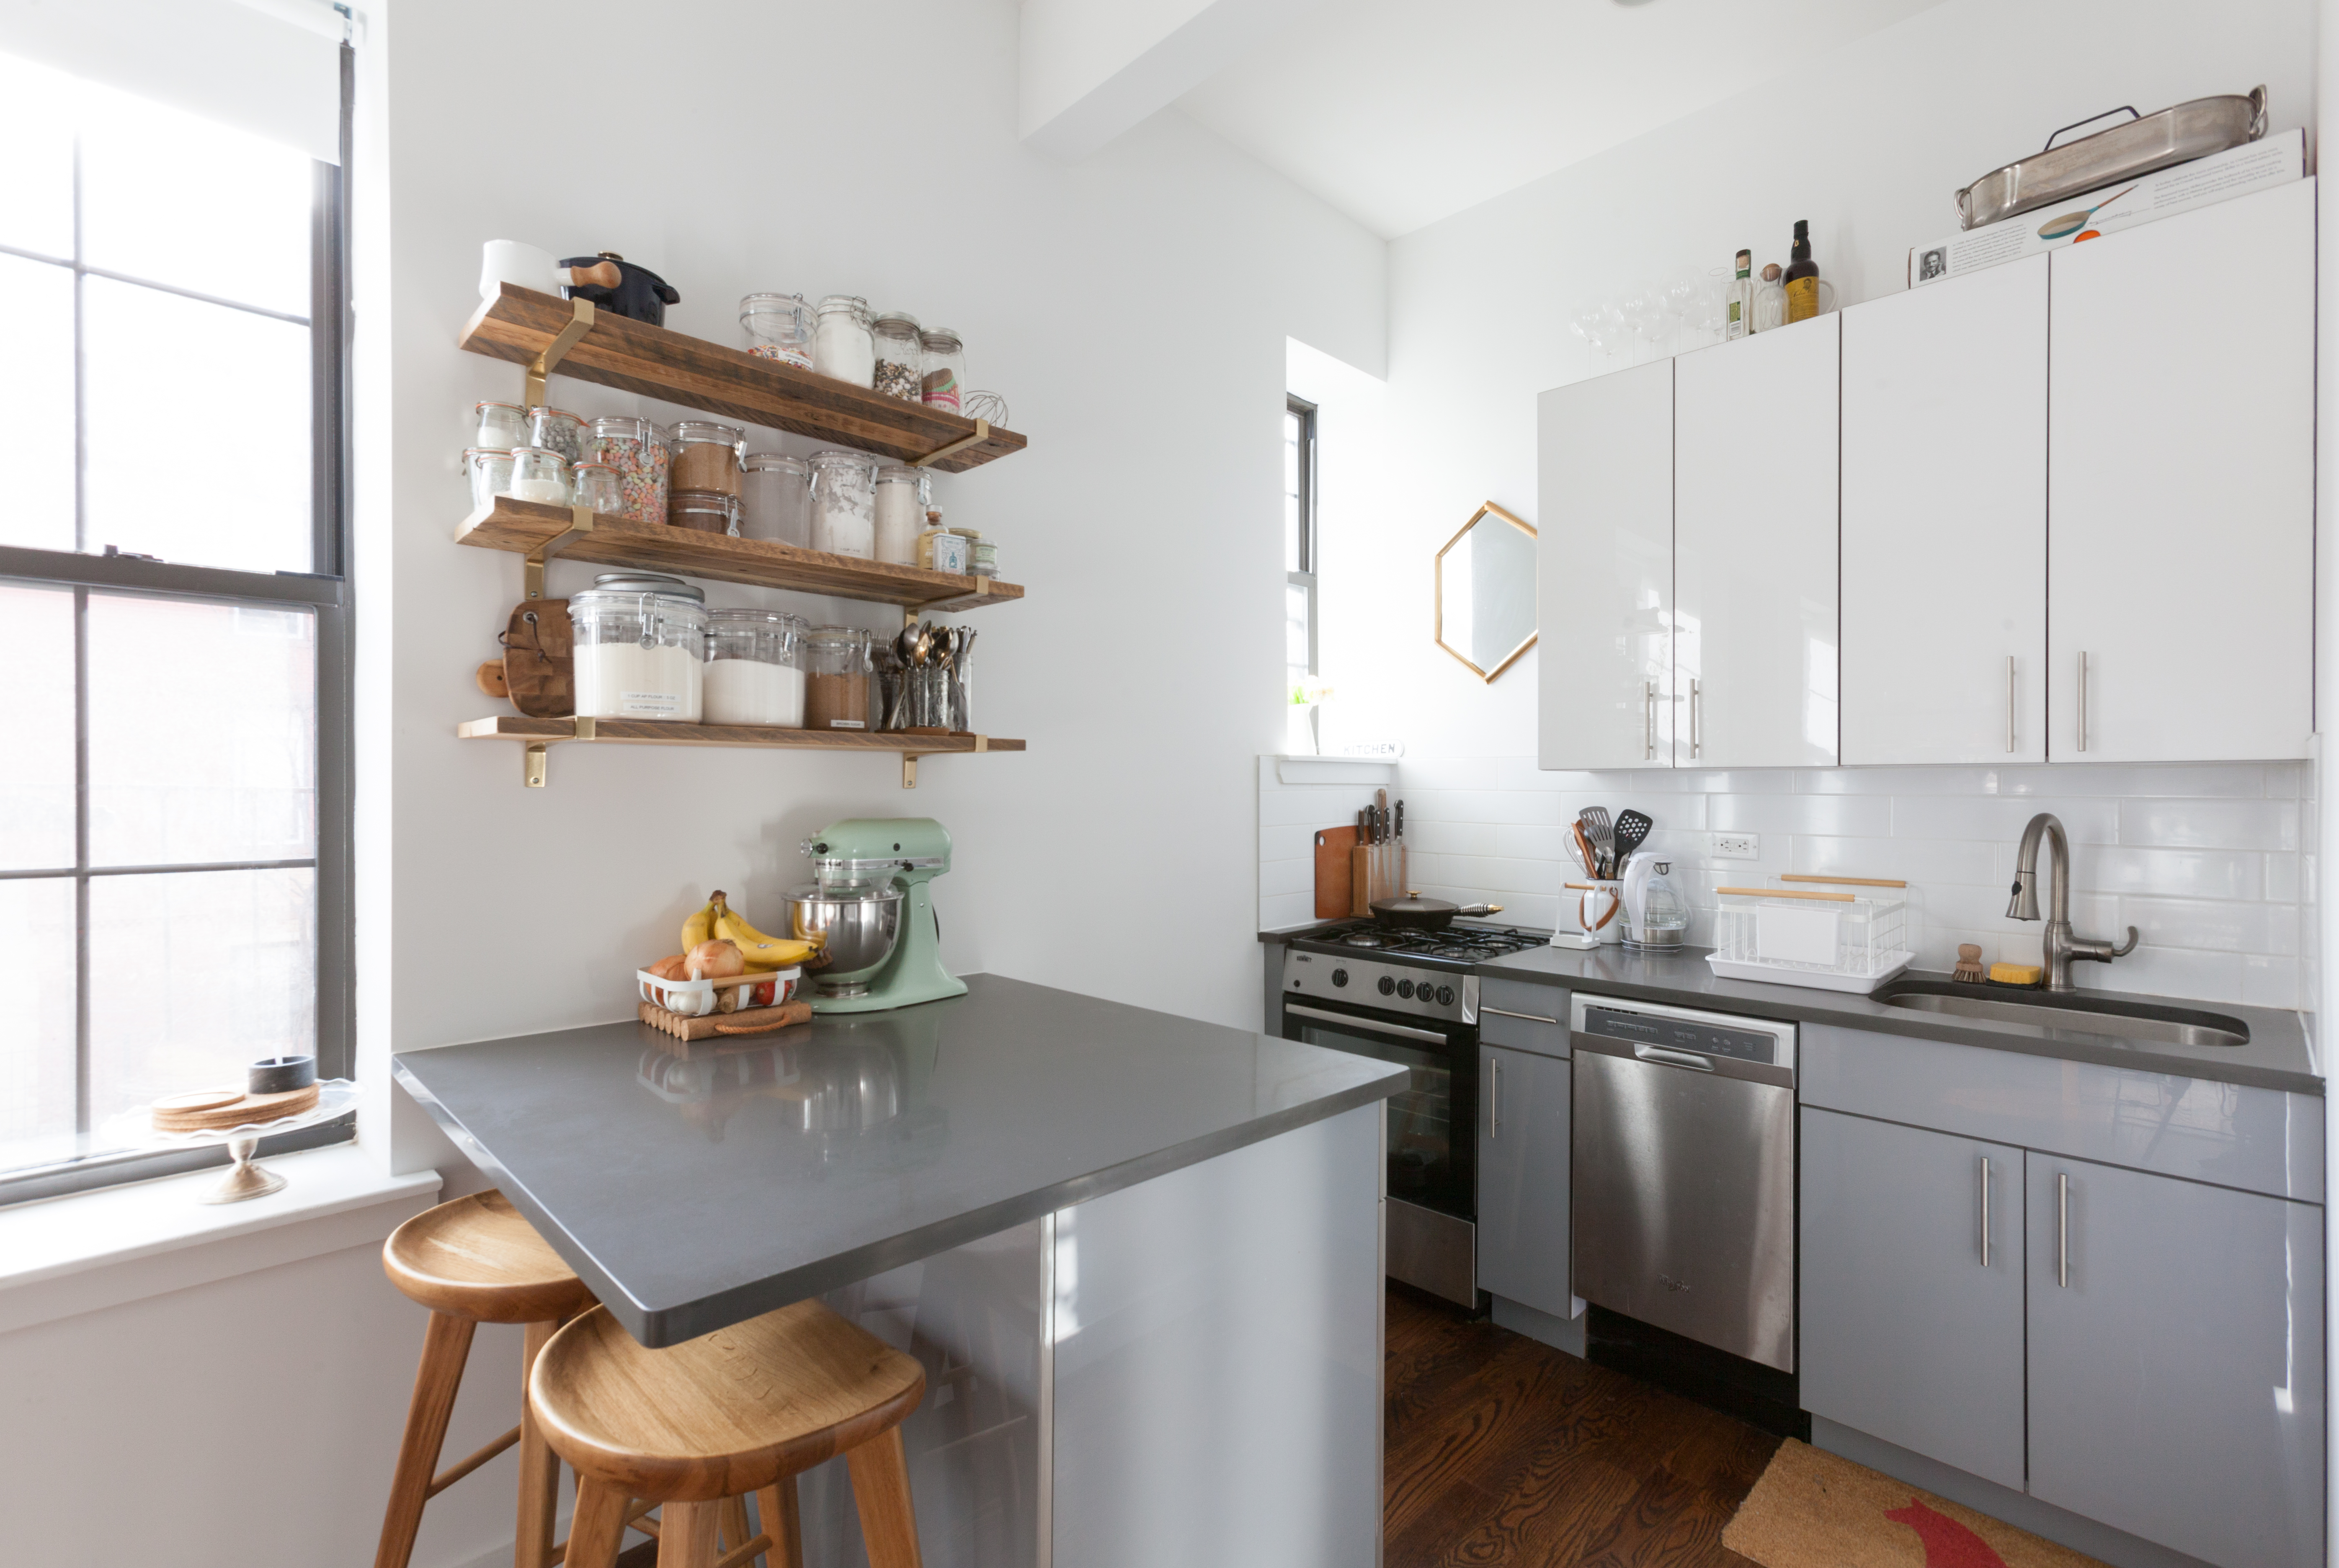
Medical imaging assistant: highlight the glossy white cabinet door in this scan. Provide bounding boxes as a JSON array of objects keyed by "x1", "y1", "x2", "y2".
[
  {"x1": 1841, "y1": 257, "x2": 2046, "y2": 764},
  {"x1": 2046, "y1": 178, "x2": 2315, "y2": 761},
  {"x1": 1538, "y1": 359, "x2": 1673, "y2": 769},
  {"x1": 1674, "y1": 316, "x2": 1839, "y2": 767}
]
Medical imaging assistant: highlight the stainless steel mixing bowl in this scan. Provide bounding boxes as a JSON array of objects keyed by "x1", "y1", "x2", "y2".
[{"x1": 786, "y1": 882, "x2": 903, "y2": 995}]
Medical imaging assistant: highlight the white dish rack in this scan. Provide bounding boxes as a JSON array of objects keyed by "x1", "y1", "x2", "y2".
[{"x1": 1707, "y1": 876, "x2": 1915, "y2": 994}]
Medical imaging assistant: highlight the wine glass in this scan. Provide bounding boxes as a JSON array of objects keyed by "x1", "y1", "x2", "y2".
[{"x1": 1570, "y1": 307, "x2": 1607, "y2": 356}]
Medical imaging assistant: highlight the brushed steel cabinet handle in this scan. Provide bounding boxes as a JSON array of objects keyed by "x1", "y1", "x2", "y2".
[
  {"x1": 1481, "y1": 1006, "x2": 1560, "y2": 1025},
  {"x1": 2057, "y1": 1171, "x2": 2070, "y2": 1287},
  {"x1": 1489, "y1": 1056, "x2": 1501, "y2": 1138},
  {"x1": 1644, "y1": 681, "x2": 1655, "y2": 761},
  {"x1": 1689, "y1": 678, "x2": 1702, "y2": 759},
  {"x1": 1979, "y1": 1155, "x2": 1991, "y2": 1267},
  {"x1": 2076, "y1": 652, "x2": 2088, "y2": 753},
  {"x1": 2005, "y1": 656, "x2": 2016, "y2": 754}
]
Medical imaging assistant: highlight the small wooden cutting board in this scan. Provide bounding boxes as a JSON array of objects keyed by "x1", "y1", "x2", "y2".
[{"x1": 1315, "y1": 826, "x2": 1359, "y2": 920}]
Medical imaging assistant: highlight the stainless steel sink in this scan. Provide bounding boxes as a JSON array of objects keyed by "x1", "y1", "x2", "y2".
[{"x1": 1875, "y1": 982, "x2": 2251, "y2": 1049}]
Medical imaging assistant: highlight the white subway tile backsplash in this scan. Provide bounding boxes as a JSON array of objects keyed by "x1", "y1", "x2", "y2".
[
  {"x1": 1709, "y1": 793, "x2": 1893, "y2": 838},
  {"x1": 1259, "y1": 856, "x2": 1311, "y2": 897},
  {"x1": 2072, "y1": 846, "x2": 2263, "y2": 901},
  {"x1": 2116, "y1": 798, "x2": 2300, "y2": 851},
  {"x1": 1789, "y1": 834, "x2": 1996, "y2": 885},
  {"x1": 2122, "y1": 897, "x2": 2300, "y2": 956},
  {"x1": 1892, "y1": 794, "x2": 2119, "y2": 846}
]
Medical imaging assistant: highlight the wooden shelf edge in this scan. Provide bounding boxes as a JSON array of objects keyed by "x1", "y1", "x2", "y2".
[
  {"x1": 455, "y1": 498, "x2": 1024, "y2": 609},
  {"x1": 458, "y1": 716, "x2": 1025, "y2": 754},
  {"x1": 457, "y1": 285, "x2": 1028, "y2": 473}
]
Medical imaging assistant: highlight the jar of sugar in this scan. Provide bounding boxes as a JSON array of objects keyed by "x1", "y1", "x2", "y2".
[
  {"x1": 704, "y1": 609, "x2": 807, "y2": 727},
  {"x1": 808, "y1": 449, "x2": 877, "y2": 558},
  {"x1": 872, "y1": 466, "x2": 929, "y2": 565},
  {"x1": 567, "y1": 573, "x2": 707, "y2": 722},
  {"x1": 509, "y1": 446, "x2": 570, "y2": 504},
  {"x1": 812, "y1": 295, "x2": 874, "y2": 386},
  {"x1": 465, "y1": 447, "x2": 516, "y2": 512}
]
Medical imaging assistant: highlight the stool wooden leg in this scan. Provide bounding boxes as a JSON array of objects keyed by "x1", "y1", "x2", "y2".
[
  {"x1": 658, "y1": 1499, "x2": 721, "y2": 1567},
  {"x1": 754, "y1": 1480, "x2": 803, "y2": 1568},
  {"x1": 845, "y1": 1427, "x2": 924, "y2": 1568},
  {"x1": 375, "y1": 1311, "x2": 477, "y2": 1568},
  {"x1": 516, "y1": 1318, "x2": 563, "y2": 1568},
  {"x1": 564, "y1": 1478, "x2": 630, "y2": 1568},
  {"x1": 718, "y1": 1495, "x2": 755, "y2": 1567}
]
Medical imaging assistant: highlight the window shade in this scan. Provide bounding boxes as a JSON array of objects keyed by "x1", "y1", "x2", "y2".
[{"x1": 0, "y1": 0, "x2": 343, "y2": 164}]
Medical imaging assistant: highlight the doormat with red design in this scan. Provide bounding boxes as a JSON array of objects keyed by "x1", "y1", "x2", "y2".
[{"x1": 1722, "y1": 1440, "x2": 2110, "y2": 1568}]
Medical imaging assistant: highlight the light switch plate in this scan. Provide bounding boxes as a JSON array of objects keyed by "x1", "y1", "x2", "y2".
[{"x1": 1712, "y1": 833, "x2": 1760, "y2": 859}]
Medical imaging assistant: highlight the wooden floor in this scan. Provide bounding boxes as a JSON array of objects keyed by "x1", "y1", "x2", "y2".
[{"x1": 1386, "y1": 1285, "x2": 1779, "y2": 1567}]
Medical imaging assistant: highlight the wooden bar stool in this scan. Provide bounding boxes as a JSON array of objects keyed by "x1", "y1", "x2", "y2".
[
  {"x1": 376, "y1": 1190, "x2": 600, "y2": 1568},
  {"x1": 531, "y1": 1298, "x2": 928, "y2": 1568}
]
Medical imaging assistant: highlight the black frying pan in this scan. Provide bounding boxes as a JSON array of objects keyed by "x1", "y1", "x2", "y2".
[{"x1": 1369, "y1": 895, "x2": 1504, "y2": 932}]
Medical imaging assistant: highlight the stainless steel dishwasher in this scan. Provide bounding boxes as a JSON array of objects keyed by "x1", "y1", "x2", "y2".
[{"x1": 1570, "y1": 994, "x2": 1797, "y2": 1372}]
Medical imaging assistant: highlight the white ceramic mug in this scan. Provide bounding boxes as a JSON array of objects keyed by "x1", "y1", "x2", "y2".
[{"x1": 479, "y1": 239, "x2": 555, "y2": 300}]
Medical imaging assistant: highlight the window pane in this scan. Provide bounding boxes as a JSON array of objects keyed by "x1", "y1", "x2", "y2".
[
  {"x1": 0, "y1": 255, "x2": 77, "y2": 553},
  {"x1": 88, "y1": 595, "x2": 317, "y2": 867},
  {"x1": 83, "y1": 277, "x2": 312, "y2": 571},
  {"x1": 1284, "y1": 412, "x2": 1302, "y2": 572},
  {"x1": 80, "y1": 85, "x2": 314, "y2": 317},
  {"x1": 0, "y1": 584, "x2": 76, "y2": 870},
  {"x1": 90, "y1": 867, "x2": 315, "y2": 1128},
  {"x1": 1286, "y1": 580, "x2": 1311, "y2": 674},
  {"x1": 0, "y1": 52, "x2": 76, "y2": 258},
  {"x1": 0, "y1": 878, "x2": 78, "y2": 1175}
]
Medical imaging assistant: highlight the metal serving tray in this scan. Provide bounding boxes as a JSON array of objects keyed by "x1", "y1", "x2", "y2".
[{"x1": 1956, "y1": 86, "x2": 2266, "y2": 230}]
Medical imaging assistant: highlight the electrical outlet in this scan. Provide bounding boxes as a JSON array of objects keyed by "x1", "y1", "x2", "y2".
[{"x1": 1712, "y1": 833, "x2": 1760, "y2": 860}]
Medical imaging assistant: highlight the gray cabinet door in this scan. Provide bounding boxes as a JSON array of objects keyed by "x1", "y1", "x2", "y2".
[
  {"x1": 2026, "y1": 1153, "x2": 2324, "y2": 1568},
  {"x1": 1476, "y1": 1044, "x2": 1570, "y2": 1318},
  {"x1": 1799, "y1": 1107, "x2": 2026, "y2": 1489}
]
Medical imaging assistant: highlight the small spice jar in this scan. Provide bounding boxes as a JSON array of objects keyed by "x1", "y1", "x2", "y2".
[
  {"x1": 508, "y1": 446, "x2": 570, "y2": 504},
  {"x1": 871, "y1": 312, "x2": 923, "y2": 402},
  {"x1": 464, "y1": 447, "x2": 516, "y2": 511},
  {"x1": 740, "y1": 292, "x2": 813, "y2": 369},
  {"x1": 970, "y1": 536, "x2": 998, "y2": 578},
  {"x1": 872, "y1": 465, "x2": 929, "y2": 565},
  {"x1": 668, "y1": 421, "x2": 743, "y2": 498},
  {"x1": 526, "y1": 407, "x2": 586, "y2": 465},
  {"x1": 919, "y1": 328, "x2": 965, "y2": 414},
  {"x1": 670, "y1": 490, "x2": 740, "y2": 535},
  {"x1": 572, "y1": 462, "x2": 624, "y2": 514},
  {"x1": 918, "y1": 524, "x2": 970, "y2": 574},
  {"x1": 590, "y1": 415, "x2": 670, "y2": 527},
  {"x1": 474, "y1": 400, "x2": 528, "y2": 450},
  {"x1": 807, "y1": 449, "x2": 877, "y2": 558},
  {"x1": 812, "y1": 295, "x2": 874, "y2": 386},
  {"x1": 704, "y1": 609, "x2": 807, "y2": 727},
  {"x1": 802, "y1": 626, "x2": 873, "y2": 731},
  {"x1": 740, "y1": 452, "x2": 812, "y2": 546},
  {"x1": 567, "y1": 572, "x2": 706, "y2": 722}
]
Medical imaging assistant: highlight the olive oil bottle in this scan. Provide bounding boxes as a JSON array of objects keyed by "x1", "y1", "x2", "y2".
[
  {"x1": 1725, "y1": 249, "x2": 1752, "y2": 340},
  {"x1": 1784, "y1": 219, "x2": 1820, "y2": 323}
]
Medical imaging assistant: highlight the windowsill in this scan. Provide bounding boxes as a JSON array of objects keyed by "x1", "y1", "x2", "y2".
[{"x1": 0, "y1": 1144, "x2": 440, "y2": 1336}]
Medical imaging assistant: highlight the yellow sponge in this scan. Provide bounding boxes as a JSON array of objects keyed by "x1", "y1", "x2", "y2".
[{"x1": 1989, "y1": 962, "x2": 2044, "y2": 986}]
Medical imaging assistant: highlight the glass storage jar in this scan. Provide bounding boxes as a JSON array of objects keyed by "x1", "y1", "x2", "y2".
[
  {"x1": 704, "y1": 608, "x2": 807, "y2": 727},
  {"x1": 919, "y1": 328, "x2": 965, "y2": 414},
  {"x1": 802, "y1": 626, "x2": 873, "y2": 731},
  {"x1": 668, "y1": 420, "x2": 743, "y2": 498},
  {"x1": 572, "y1": 462, "x2": 624, "y2": 514},
  {"x1": 669, "y1": 490, "x2": 740, "y2": 535},
  {"x1": 474, "y1": 400, "x2": 528, "y2": 450},
  {"x1": 740, "y1": 292, "x2": 814, "y2": 369},
  {"x1": 872, "y1": 466, "x2": 929, "y2": 565},
  {"x1": 871, "y1": 312, "x2": 922, "y2": 402},
  {"x1": 812, "y1": 295, "x2": 874, "y2": 386},
  {"x1": 740, "y1": 452, "x2": 812, "y2": 546},
  {"x1": 807, "y1": 449, "x2": 877, "y2": 558},
  {"x1": 465, "y1": 447, "x2": 515, "y2": 511},
  {"x1": 590, "y1": 415, "x2": 670, "y2": 527},
  {"x1": 508, "y1": 446, "x2": 570, "y2": 503},
  {"x1": 525, "y1": 406, "x2": 585, "y2": 465},
  {"x1": 970, "y1": 536, "x2": 998, "y2": 578},
  {"x1": 567, "y1": 572, "x2": 707, "y2": 722}
]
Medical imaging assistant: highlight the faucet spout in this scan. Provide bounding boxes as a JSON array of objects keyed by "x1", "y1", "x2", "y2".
[{"x1": 2005, "y1": 811, "x2": 2136, "y2": 992}]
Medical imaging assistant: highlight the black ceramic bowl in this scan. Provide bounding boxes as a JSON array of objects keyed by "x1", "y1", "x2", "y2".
[{"x1": 249, "y1": 1055, "x2": 317, "y2": 1095}]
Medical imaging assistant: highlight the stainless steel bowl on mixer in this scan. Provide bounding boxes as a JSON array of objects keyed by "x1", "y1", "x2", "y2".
[{"x1": 787, "y1": 882, "x2": 903, "y2": 997}]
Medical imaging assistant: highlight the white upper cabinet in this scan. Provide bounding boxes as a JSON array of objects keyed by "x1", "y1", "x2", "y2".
[
  {"x1": 2046, "y1": 179, "x2": 2315, "y2": 761},
  {"x1": 1539, "y1": 358, "x2": 1674, "y2": 770},
  {"x1": 1841, "y1": 257, "x2": 2048, "y2": 765},
  {"x1": 1674, "y1": 315, "x2": 1840, "y2": 768}
]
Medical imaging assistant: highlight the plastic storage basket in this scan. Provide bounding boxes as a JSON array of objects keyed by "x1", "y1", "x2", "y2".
[{"x1": 1708, "y1": 875, "x2": 1914, "y2": 993}]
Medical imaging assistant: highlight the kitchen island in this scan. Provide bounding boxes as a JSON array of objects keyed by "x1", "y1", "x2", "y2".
[{"x1": 393, "y1": 973, "x2": 1403, "y2": 1568}]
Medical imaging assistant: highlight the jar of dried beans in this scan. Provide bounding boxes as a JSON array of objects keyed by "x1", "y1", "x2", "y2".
[
  {"x1": 668, "y1": 421, "x2": 743, "y2": 498},
  {"x1": 590, "y1": 415, "x2": 670, "y2": 527},
  {"x1": 526, "y1": 406, "x2": 586, "y2": 465},
  {"x1": 871, "y1": 312, "x2": 923, "y2": 402},
  {"x1": 740, "y1": 292, "x2": 813, "y2": 369},
  {"x1": 808, "y1": 449, "x2": 877, "y2": 559},
  {"x1": 812, "y1": 295, "x2": 874, "y2": 386},
  {"x1": 919, "y1": 328, "x2": 965, "y2": 415}
]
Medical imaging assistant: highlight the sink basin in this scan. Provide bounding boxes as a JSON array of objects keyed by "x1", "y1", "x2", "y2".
[{"x1": 1874, "y1": 980, "x2": 2251, "y2": 1049}]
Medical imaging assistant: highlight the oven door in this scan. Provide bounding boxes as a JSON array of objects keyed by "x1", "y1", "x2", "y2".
[{"x1": 1281, "y1": 998, "x2": 1477, "y2": 1222}]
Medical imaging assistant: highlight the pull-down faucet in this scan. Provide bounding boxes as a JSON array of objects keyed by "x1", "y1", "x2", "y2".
[{"x1": 2006, "y1": 812, "x2": 2138, "y2": 992}]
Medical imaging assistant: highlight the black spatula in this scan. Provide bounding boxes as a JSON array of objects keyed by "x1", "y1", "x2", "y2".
[{"x1": 1612, "y1": 809, "x2": 1654, "y2": 871}]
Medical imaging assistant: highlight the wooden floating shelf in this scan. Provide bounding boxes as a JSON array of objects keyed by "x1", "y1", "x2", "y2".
[
  {"x1": 459, "y1": 285, "x2": 1028, "y2": 473},
  {"x1": 459, "y1": 716, "x2": 1025, "y2": 789},
  {"x1": 457, "y1": 497, "x2": 1024, "y2": 610}
]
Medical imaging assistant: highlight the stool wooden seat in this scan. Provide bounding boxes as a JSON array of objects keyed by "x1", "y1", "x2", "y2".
[
  {"x1": 376, "y1": 1191, "x2": 601, "y2": 1568},
  {"x1": 532, "y1": 1299, "x2": 928, "y2": 1568}
]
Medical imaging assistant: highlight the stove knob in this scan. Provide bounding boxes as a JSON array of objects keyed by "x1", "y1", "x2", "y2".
[
  {"x1": 1331, "y1": 968, "x2": 1349, "y2": 988},
  {"x1": 1377, "y1": 975, "x2": 1396, "y2": 996},
  {"x1": 1396, "y1": 980, "x2": 1416, "y2": 999},
  {"x1": 1436, "y1": 985, "x2": 1457, "y2": 1007}
]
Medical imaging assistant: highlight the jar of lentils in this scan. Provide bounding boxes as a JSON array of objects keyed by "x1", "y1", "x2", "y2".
[
  {"x1": 475, "y1": 400, "x2": 528, "y2": 450},
  {"x1": 589, "y1": 415, "x2": 669, "y2": 527},
  {"x1": 919, "y1": 328, "x2": 965, "y2": 414},
  {"x1": 740, "y1": 292, "x2": 813, "y2": 369},
  {"x1": 871, "y1": 312, "x2": 923, "y2": 402}
]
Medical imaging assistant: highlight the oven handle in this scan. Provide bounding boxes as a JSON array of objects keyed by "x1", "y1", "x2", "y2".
[
  {"x1": 1284, "y1": 1003, "x2": 1451, "y2": 1047},
  {"x1": 1631, "y1": 1043, "x2": 1717, "y2": 1072}
]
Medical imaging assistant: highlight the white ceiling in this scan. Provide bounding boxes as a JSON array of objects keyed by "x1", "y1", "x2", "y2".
[{"x1": 1176, "y1": 0, "x2": 1951, "y2": 238}]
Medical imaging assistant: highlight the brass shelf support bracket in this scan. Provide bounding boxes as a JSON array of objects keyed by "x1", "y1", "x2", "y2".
[
  {"x1": 524, "y1": 505, "x2": 596, "y2": 601},
  {"x1": 524, "y1": 714, "x2": 596, "y2": 789},
  {"x1": 898, "y1": 735, "x2": 986, "y2": 791},
  {"x1": 910, "y1": 418, "x2": 990, "y2": 469},
  {"x1": 524, "y1": 296, "x2": 596, "y2": 409}
]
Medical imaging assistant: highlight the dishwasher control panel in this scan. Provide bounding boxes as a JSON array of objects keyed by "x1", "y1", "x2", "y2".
[{"x1": 1580, "y1": 1006, "x2": 1782, "y2": 1065}]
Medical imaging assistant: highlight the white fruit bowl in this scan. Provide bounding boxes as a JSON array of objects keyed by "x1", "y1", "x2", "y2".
[{"x1": 637, "y1": 967, "x2": 801, "y2": 1018}]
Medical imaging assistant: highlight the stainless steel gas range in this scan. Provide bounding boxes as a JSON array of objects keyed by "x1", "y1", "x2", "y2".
[{"x1": 1273, "y1": 918, "x2": 1545, "y2": 1307}]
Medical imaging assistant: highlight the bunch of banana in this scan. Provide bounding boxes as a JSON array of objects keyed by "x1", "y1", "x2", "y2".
[{"x1": 679, "y1": 890, "x2": 819, "y2": 972}]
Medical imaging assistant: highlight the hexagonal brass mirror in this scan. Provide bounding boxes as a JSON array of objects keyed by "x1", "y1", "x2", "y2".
[{"x1": 1435, "y1": 501, "x2": 1537, "y2": 681}]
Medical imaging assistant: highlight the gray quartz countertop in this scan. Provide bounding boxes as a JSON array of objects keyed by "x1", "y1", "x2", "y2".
[
  {"x1": 392, "y1": 972, "x2": 1406, "y2": 1346},
  {"x1": 1471, "y1": 942, "x2": 2320, "y2": 1095}
]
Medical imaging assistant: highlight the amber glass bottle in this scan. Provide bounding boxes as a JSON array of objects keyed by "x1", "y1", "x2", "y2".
[{"x1": 1784, "y1": 219, "x2": 1819, "y2": 323}]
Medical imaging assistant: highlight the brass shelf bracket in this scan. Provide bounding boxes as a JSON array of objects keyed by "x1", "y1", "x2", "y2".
[
  {"x1": 524, "y1": 505, "x2": 596, "y2": 601},
  {"x1": 523, "y1": 715, "x2": 597, "y2": 788},
  {"x1": 524, "y1": 296, "x2": 598, "y2": 408},
  {"x1": 910, "y1": 418, "x2": 990, "y2": 469},
  {"x1": 898, "y1": 735, "x2": 986, "y2": 790}
]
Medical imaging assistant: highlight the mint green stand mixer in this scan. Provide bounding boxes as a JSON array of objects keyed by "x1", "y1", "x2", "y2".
[{"x1": 788, "y1": 817, "x2": 967, "y2": 1014}]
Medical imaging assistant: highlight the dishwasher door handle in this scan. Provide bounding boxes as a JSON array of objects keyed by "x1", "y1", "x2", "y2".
[{"x1": 1632, "y1": 1044, "x2": 1716, "y2": 1072}]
